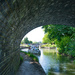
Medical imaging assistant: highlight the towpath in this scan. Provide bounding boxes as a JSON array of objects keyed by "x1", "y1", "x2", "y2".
[{"x1": 16, "y1": 52, "x2": 46, "y2": 75}]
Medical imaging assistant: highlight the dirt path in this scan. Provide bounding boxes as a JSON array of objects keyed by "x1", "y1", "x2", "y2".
[{"x1": 16, "y1": 52, "x2": 46, "y2": 75}]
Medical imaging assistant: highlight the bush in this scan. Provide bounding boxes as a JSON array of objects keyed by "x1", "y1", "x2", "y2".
[
  {"x1": 67, "y1": 38, "x2": 75, "y2": 57},
  {"x1": 56, "y1": 36, "x2": 70, "y2": 54}
]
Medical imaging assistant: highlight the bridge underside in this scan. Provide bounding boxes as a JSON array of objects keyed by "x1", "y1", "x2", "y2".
[{"x1": 0, "y1": 0, "x2": 75, "y2": 74}]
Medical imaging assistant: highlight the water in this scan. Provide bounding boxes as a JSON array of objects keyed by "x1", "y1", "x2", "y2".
[
  {"x1": 21, "y1": 48, "x2": 75, "y2": 75},
  {"x1": 38, "y1": 49, "x2": 75, "y2": 75}
]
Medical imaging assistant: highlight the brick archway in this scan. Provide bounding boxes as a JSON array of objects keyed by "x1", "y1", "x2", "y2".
[{"x1": 0, "y1": 0, "x2": 75, "y2": 74}]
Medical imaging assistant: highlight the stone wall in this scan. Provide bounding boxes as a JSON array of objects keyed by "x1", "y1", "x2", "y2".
[{"x1": 0, "y1": 0, "x2": 75, "y2": 75}]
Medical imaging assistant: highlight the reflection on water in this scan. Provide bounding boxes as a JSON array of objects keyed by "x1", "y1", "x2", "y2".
[{"x1": 38, "y1": 49, "x2": 75, "y2": 75}]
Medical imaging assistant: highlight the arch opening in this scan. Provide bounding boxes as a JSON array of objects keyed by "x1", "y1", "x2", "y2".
[
  {"x1": 0, "y1": 0, "x2": 75, "y2": 74},
  {"x1": 20, "y1": 24, "x2": 75, "y2": 75},
  {"x1": 20, "y1": 24, "x2": 75, "y2": 54}
]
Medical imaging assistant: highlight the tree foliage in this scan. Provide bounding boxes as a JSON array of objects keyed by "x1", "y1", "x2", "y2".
[
  {"x1": 24, "y1": 37, "x2": 29, "y2": 44},
  {"x1": 21, "y1": 37, "x2": 33, "y2": 44},
  {"x1": 42, "y1": 25, "x2": 75, "y2": 57},
  {"x1": 42, "y1": 33, "x2": 50, "y2": 43}
]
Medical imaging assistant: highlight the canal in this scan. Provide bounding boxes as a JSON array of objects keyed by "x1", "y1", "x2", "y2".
[{"x1": 21, "y1": 48, "x2": 75, "y2": 75}]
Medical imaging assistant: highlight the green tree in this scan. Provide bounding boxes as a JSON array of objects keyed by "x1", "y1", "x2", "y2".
[
  {"x1": 24, "y1": 37, "x2": 29, "y2": 44},
  {"x1": 23, "y1": 37, "x2": 33, "y2": 44},
  {"x1": 42, "y1": 25, "x2": 74, "y2": 41},
  {"x1": 42, "y1": 33, "x2": 50, "y2": 43},
  {"x1": 42, "y1": 25, "x2": 75, "y2": 56},
  {"x1": 29, "y1": 41, "x2": 33, "y2": 44}
]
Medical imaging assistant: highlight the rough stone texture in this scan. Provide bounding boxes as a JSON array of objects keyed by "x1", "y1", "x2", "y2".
[{"x1": 0, "y1": 0, "x2": 75, "y2": 75}]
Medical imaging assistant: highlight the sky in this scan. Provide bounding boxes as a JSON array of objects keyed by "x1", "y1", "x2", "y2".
[{"x1": 23, "y1": 26, "x2": 45, "y2": 42}]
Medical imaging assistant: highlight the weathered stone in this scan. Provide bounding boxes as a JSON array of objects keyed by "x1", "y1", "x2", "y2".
[{"x1": 0, "y1": 0, "x2": 75, "y2": 75}]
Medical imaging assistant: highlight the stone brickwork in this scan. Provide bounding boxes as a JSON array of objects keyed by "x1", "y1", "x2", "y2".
[{"x1": 0, "y1": 0, "x2": 75, "y2": 75}]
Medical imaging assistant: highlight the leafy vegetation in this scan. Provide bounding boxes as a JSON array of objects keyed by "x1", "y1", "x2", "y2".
[
  {"x1": 42, "y1": 25, "x2": 75, "y2": 57},
  {"x1": 20, "y1": 56, "x2": 23, "y2": 65},
  {"x1": 42, "y1": 33, "x2": 51, "y2": 43},
  {"x1": 21, "y1": 37, "x2": 33, "y2": 44},
  {"x1": 21, "y1": 51, "x2": 39, "y2": 62}
]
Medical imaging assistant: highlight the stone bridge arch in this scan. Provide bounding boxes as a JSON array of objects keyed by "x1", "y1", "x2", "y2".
[{"x1": 0, "y1": 0, "x2": 75, "y2": 75}]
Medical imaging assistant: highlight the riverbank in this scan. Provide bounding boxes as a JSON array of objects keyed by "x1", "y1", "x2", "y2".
[
  {"x1": 16, "y1": 52, "x2": 46, "y2": 75},
  {"x1": 40, "y1": 47, "x2": 56, "y2": 49}
]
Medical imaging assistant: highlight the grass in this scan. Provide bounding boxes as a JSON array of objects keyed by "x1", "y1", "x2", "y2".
[
  {"x1": 20, "y1": 56, "x2": 23, "y2": 65},
  {"x1": 21, "y1": 51, "x2": 39, "y2": 62}
]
